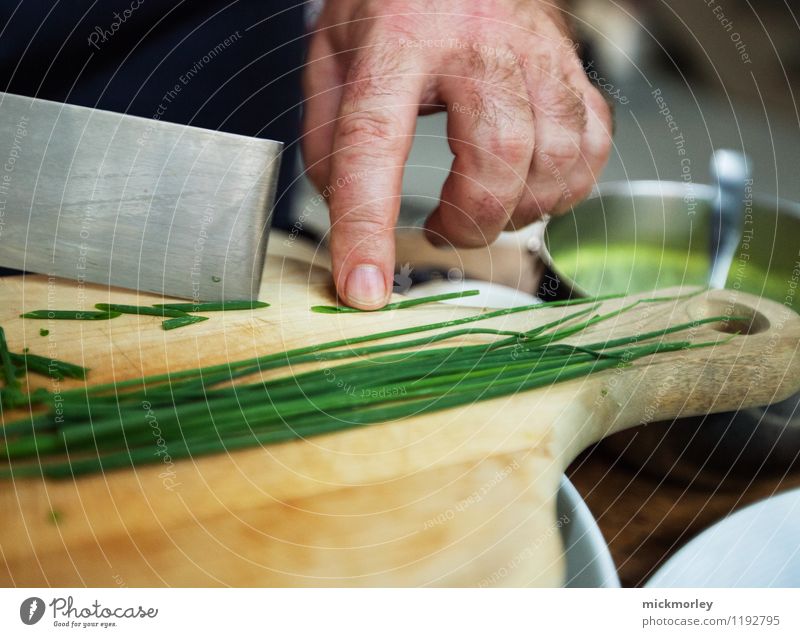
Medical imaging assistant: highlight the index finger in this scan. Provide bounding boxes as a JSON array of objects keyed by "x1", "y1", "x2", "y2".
[{"x1": 327, "y1": 48, "x2": 425, "y2": 310}]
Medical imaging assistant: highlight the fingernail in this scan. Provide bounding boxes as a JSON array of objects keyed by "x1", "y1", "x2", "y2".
[{"x1": 345, "y1": 264, "x2": 386, "y2": 308}]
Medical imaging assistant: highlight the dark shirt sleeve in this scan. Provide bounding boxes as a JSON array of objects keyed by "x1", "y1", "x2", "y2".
[{"x1": 0, "y1": 0, "x2": 306, "y2": 228}]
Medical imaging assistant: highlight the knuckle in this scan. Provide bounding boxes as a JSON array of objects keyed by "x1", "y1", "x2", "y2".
[
  {"x1": 333, "y1": 212, "x2": 389, "y2": 241},
  {"x1": 443, "y1": 176, "x2": 515, "y2": 225},
  {"x1": 534, "y1": 138, "x2": 580, "y2": 169},
  {"x1": 336, "y1": 109, "x2": 406, "y2": 153},
  {"x1": 468, "y1": 191, "x2": 514, "y2": 227},
  {"x1": 437, "y1": 212, "x2": 497, "y2": 247},
  {"x1": 485, "y1": 133, "x2": 532, "y2": 167},
  {"x1": 352, "y1": 2, "x2": 423, "y2": 43}
]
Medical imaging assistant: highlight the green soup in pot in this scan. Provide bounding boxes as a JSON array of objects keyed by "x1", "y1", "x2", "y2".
[{"x1": 551, "y1": 243, "x2": 789, "y2": 303}]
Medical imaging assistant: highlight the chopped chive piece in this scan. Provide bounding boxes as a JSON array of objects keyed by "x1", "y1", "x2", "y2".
[
  {"x1": 0, "y1": 326, "x2": 25, "y2": 408},
  {"x1": 9, "y1": 352, "x2": 88, "y2": 380},
  {"x1": 211, "y1": 275, "x2": 222, "y2": 283},
  {"x1": 153, "y1": 301, "x2": 270, "y2": 312},
  {"x1": 20, "y1": 310, "x2": 121, "y2": 320},
  {"x1": 161, "y1": 315, "x2": 210, "y2": 330},
  {"x1": 95, "y1": 303, "x2": 188, "y2": 318},
  {"x1": 311, "y1": 289, "x2": 481, "y2": 313},
  {"x1": 39, "y1": 329, "x2": 49, "y2": 337}
]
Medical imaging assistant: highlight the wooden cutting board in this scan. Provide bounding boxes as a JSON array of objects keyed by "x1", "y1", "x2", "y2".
[{"x1": 1, "y1": 240, "x2": 799, "y2": 587}]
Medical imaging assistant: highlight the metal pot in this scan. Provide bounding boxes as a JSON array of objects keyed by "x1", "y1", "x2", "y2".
[{"x1": 539, "y1": 180, "x2": 800, "y2": 484}]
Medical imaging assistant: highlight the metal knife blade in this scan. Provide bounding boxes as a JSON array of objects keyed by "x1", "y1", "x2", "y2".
[{"x1": 0, "y1": 92, "x2": 282, "y2": 301}]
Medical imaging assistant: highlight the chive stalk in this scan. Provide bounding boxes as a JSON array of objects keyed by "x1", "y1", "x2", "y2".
[
  {"x1": 153, "y1": 301, "x2": 270, "y2": 312},
  {"x1": 161, "y1": 315, "x2": 210, "y2": 330},
  {"x1": 94, "y1": 303, "x2": 189, "y2": 318},
  {"x1": 311, "y1": 289, "x2": 481, "y2": 313},
  {"x1": 20, "y1": 310, "x2": 122, "y2": 320},
  {"x1": 9, "y1": 352, "x2": 88, "y2": 380}
]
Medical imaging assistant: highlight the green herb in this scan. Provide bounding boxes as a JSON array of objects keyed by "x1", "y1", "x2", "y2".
[
  {"x1": 48, "y1": 509, "x2": 63, "y2": 525},
  {"x1": 20, "y1": 310, "x2": 121, "y2": 320},
  {"x1": 9, "y1": 352, "x2": 88, "y2": 380},
  {"x1": 0, "y1": 327, "x2": 22, "y2": 406},
  {"x1": 0, "y1": 290, "x2": 738, "y2": 479},
  {"x1": 211, "y1": 276, "x2": 222, "y2": 283},
  {"x1": 153, "y1": 301, "x2": 270, "y2": 312},
  {"x1": 311, "y1": 289, "x2": 481, "y2": 313},
  {"x1": 39, "y1": 291, "x2": 684, "y2": 405},
  {"x1": 95, "y1": 303, "x2": 189, "y2": 318},
  {"x1": 39, "y1": 329, "x2": 49, "y2": 337},
  {"x1": 161, "y1": 315, "x2": 210, "y2": 331}
]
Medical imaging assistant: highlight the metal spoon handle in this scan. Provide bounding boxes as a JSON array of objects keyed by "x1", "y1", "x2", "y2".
[{"x1": 708, "y1": 149, "x2": 751, "y2": 289}]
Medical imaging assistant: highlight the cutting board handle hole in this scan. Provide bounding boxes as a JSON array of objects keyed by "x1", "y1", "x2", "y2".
[{"x1": 692, "y1": 298, "x2": 770, "y2": 335}]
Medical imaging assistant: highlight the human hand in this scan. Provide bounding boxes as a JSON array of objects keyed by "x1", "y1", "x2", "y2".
[{"x1": 302, "y1": 0, "x2": 612, "y2": 309}]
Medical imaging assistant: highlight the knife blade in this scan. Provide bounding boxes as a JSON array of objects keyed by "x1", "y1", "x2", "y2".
[{"x1": 0, "y1": 92, "x2": 282, "y2": 301}]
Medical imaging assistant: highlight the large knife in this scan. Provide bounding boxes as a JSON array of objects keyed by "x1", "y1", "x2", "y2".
[{"x1": 0, "y1": 92, "x2": 282, "y2": 301}]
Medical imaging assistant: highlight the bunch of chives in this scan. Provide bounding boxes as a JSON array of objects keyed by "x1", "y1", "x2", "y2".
[{"x1": 0, "y1": 290, "x2": 737, "y2": 479}]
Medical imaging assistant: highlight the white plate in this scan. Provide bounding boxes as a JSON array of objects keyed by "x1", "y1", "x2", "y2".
[
  {"x1": 559, "y1": 476, "x2": 621, "y2": 588},
  {"x1": 647, "y1": 488, "x2": 800, "y2": 587}
]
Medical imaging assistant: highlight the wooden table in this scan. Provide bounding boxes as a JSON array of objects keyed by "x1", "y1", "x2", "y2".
[{"x1": 568, "y1": 437, "x2": 800, "y2": 587}]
